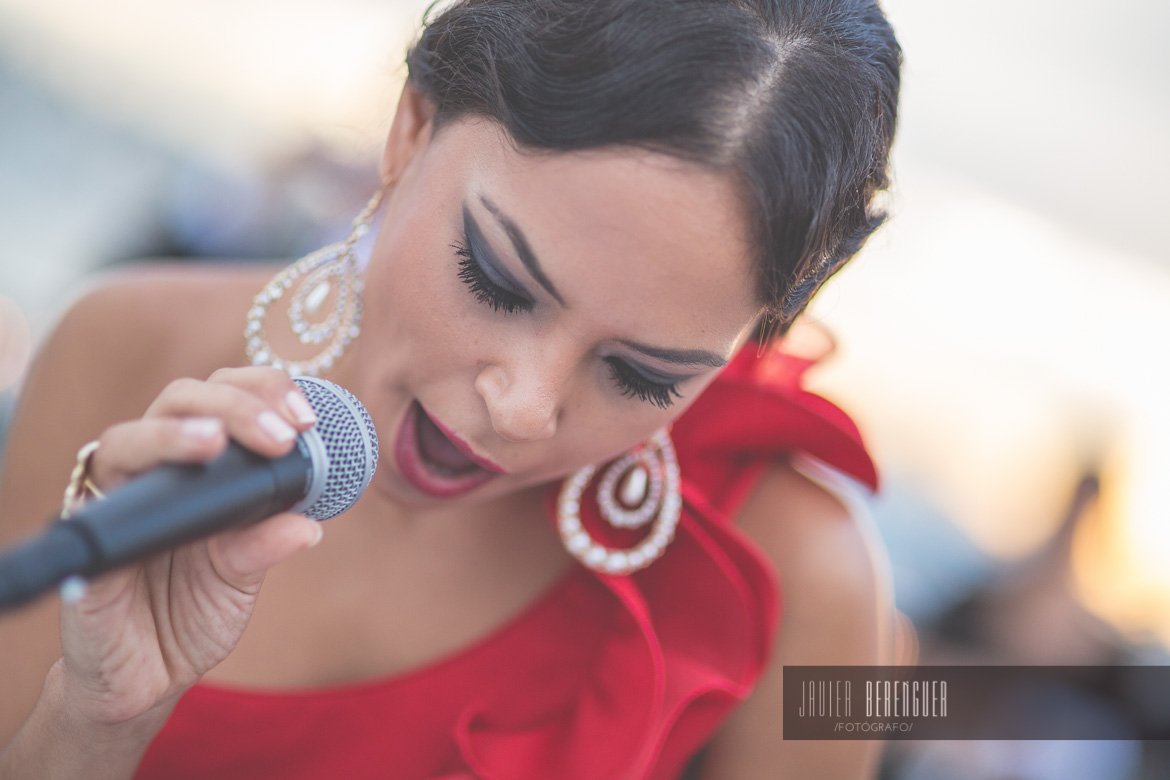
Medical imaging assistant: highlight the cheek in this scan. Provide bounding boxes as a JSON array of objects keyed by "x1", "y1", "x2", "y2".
[
  {"x1": 591, "y1": 370, "x2": 718, "y2": 452},
  {"x1": 364, "y1": 226, "x2": 478, "y2": 368},
  {"x1": 557, "y1": 374, "x2": 716, "y2": 473}
]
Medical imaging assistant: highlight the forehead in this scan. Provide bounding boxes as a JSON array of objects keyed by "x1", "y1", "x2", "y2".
[{"x1": 425, "y1": 119, "x2": 761, "y2": 344}]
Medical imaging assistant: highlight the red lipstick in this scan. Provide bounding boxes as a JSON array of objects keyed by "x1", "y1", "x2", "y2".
[
  {"x1": 422, "y1": 407, "x2": 508, "y2": 474},
  {"x1": 392, "y1": 401, "x2": 501, "y2": 499}
]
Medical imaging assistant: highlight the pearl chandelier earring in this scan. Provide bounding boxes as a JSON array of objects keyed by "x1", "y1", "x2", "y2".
[
  {"x1": 244, "y1": 182, "x2": 389, "y2": 376},
  {"x1": 557, "y1": 429, "x2": 682, "y2": 575}
]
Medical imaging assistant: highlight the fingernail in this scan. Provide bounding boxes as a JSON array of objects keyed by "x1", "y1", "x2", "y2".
[
  {"x1": 60, "y1": 575, "x2": 88, "y2": 604},
  {"x1": 286, "y1": 390, "x2": 317, "y2": 425},
  {"x1": 258, "y1": 411, "x2": 297, "y2": 443},
  {"x1": 307, "y1": 522, "x2": 324, "y2": 548},
  {"x1": 182, "y1": 417, "x2": 223, "y2": 440}
]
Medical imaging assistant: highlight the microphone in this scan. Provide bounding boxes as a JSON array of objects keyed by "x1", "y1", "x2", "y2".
[{"x1": 0, "y1": 377, "x2": 378, "y2": 611}]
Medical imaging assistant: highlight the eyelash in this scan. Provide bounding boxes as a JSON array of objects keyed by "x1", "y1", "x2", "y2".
[
  {"x1": 605, "y1": 358, "x2": 682, "y2": 409},
  {"x1": 452, "y1": 236, "x2": 682, "y2": 409},
  {"x1": 452, "y1": 238, "x2": 531, "y2": 314}
]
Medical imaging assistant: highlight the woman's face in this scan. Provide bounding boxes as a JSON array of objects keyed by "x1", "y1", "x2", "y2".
[{"x1": 346, "y1": 107, "x2": 761, "y2": 507}]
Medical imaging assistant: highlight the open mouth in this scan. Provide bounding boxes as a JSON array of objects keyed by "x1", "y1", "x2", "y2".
[{"x1": 393, "y1": 401, "x2": 500, "y2": 498}]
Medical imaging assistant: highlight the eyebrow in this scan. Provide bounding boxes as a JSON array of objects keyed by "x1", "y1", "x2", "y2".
[
  {"x1": 616, "y1": 339, "x2": 729, "y2": 369},
  {"x1": 476, "y1": 193, "x2": 728, "y2": 371},
  {"x1": 478, "y1": 195, "x2": 566, "y2": 306}
]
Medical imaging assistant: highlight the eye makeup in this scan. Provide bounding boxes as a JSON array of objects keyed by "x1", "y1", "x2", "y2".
[
  {"x1": 451, "y1": 201, "x2": 693, "y2": 408},
  {"x1": 603, "y1": 357, "x2": 684, "y2": 409},
  {"x1": 452, "y1": 206, "x2": 532, "y2": 314}
]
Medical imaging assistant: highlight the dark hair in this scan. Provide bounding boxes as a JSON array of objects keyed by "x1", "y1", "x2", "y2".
[{"x1": 406, "y1": 0, "x2": 901, "y2": 336}]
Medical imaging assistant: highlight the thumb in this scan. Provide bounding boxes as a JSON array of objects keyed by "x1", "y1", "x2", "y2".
[{"x1": 207, "y1": 513, "x2": 323, "y2": 591}]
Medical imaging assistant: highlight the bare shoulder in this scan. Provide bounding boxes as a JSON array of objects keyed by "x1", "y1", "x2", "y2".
[
  {"x1": 52, "y1": 263, "x2": 276, "y2": 384},
  {"x1": 694, "y1": 459, "x2": 895, "y2": 779},
  {"x1": 2, "y1": 262, "x2": 274, "y2": 529},
  {"x1": 0, "y1": 261, "x2": 274, "y2": 744},
  {"x1": 736, "y1": 458, "x2": 893, "y2": 634}
]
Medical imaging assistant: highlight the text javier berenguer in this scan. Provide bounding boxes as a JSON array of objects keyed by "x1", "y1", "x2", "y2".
[{"x1": 797, "y1": 678, "x2": 947, "y2": 718}]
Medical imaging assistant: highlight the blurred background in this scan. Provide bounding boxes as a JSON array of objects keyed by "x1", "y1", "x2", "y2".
[{"x1": 0, "y1": 0, "x2": 1167, "y2": 777}]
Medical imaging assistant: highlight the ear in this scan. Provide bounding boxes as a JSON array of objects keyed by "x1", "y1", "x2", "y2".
[{"x1": 380, "y1": 82, "x2": 437, "y2": 182}]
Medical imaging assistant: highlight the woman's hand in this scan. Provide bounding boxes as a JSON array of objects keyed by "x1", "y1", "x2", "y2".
[{"x1": 54, "y1": 367, "x2": 323, "y2": 732}]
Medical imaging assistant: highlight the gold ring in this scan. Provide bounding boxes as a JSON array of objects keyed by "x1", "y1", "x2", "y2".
[{"x1": 61, "y1": 440, "x2": 103, "y2": 519}]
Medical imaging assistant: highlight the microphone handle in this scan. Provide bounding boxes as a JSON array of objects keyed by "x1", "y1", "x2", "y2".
[{"x1": 0, "y1": 441, "x2": 312, "y2": 611}]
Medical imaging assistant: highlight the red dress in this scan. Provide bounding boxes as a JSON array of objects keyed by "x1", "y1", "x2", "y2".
[{"x1": 134, "y1": 342, "x2": 878, "y2": 780}]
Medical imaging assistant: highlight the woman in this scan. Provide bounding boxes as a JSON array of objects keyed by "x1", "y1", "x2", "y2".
[{"x1": 0, "y1": 0, "x2": 901, "y2": 777}]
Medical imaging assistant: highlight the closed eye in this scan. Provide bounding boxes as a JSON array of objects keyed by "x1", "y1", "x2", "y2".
[
  {"x1": 604, "y1": 357, "x2": 683, "y2": 409},
  {"x1": 452, "y1": 238, "x2": 531, "y2": 314},
  {"x1": 453, "y1": 204, "x2": 534, "y2": 314}
]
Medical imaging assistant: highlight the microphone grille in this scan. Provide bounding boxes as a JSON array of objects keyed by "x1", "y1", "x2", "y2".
[{"x1": 292, "y1": 377, "x2": 379, "y2": 521}]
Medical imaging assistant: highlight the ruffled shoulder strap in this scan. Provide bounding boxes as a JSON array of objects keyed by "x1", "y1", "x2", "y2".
[
  {"x1": 449, "y1": 334, "x2": 878, "y2": 780},
  {"x1": 672, "y1": 329, "x2": 879, "y2": 510}
]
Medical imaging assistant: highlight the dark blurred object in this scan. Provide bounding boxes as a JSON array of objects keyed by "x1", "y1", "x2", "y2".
[
  {"x1": 881, "y1": 475, "x2": 1170, "y2": 779},
  {"x1": 157, "y1": 146, "x2": 381, "y2": 262}
]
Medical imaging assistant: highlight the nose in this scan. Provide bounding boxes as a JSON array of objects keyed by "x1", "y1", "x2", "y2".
[{"x1": 474, "y1": 363, "x2": 560, "y2": 442}]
